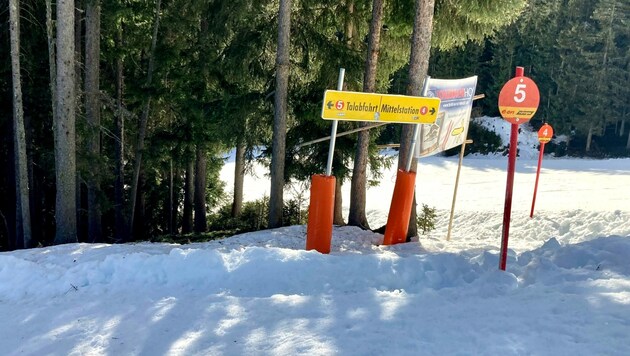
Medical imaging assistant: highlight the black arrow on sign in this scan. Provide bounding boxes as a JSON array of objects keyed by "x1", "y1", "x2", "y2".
[
  {"x1": 429, "y1": 107, "x2": 436, "y2": 115},
  {"x1": 327, "y1": 101, "x2": 334, "y2": 109}
]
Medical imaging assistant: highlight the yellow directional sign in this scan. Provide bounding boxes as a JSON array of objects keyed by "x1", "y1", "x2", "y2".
[{"x1": 321, "y1": 90, "x2": 441, "y2": 124}]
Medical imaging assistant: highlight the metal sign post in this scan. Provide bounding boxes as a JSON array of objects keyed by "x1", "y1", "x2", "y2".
[
  {"x1": 325, "y1": 68, "x2": 346, "y2": 176},
  {"x1": 308, "y1": 70, "x2": 441, "y2": 251},
  {"x1": 306, "y1": 68, "x2": 345, "y2": 254}
]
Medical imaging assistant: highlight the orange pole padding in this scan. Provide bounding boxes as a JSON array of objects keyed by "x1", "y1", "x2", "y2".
[
  {"x1": 383, "y1": 169, "x2": 417, "y2": 245},
  {"x1": 305, "y1": 174, "x2": 336, "y2": 253}
]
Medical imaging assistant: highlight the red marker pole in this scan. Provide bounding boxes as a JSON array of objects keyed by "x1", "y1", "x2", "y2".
[
  {"x1": 530, "y1": 123, "x2": 553, "y2": 218},
  {"x1": 499, "y1": 67, "x2": 524, "y2": 271},
  {"x1": 497, "y1": 67, "x2": 540, "y2": 271},
  {"x1": 499, "y1": 120, "x2": 519, "y2": 271},
  {"x1": 530, "y1": 142, "x2": 545, "y2": 218}
]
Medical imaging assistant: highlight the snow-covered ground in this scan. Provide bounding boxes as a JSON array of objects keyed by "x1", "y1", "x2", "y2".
[{"x1": 1, "y1": 117, "x2": 629, "y2": 355}]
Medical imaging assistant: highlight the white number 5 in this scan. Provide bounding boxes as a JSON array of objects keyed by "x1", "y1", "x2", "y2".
[{"x1": 514, "y1": 84, "x2": 526, "y2": 103}]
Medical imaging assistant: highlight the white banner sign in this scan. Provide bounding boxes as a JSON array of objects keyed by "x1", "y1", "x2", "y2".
[{"x1": 416, "y1": 76, "x2": 478, "y2": 158}]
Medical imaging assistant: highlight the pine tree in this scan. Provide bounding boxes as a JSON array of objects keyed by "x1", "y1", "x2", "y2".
[
  {"x1": 348, "y1": 0, "x2": 385, "y2": 230},
  {"x1": 269, "y1": 0, "x2": 292, "y2": 229},
  {"x1": 9, "y1": 0, "x2": 33, "y2": 248},
  {"x1": 54, "y1": 0, "x2": 78, "y2": 244},
  {"x1": 128, "y1": 0, "x2": 162, "y2": 237},
  {"x1": 399, "y1": 0, "x2": 436, "y2": 238},
  {"x1": 593, "y1": 0, "x2": 630, "y2": 150},
  {"x1": 553, "y1": 0, "x2": 628, "y2": 153},
  {"x1": 85, "y1": 0, "x2": 102, "y2": 242}
]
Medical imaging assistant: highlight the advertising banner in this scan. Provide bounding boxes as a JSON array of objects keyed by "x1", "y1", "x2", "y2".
[{"x1": 416, "y1": 76, "x2": 478, "y2": 158}]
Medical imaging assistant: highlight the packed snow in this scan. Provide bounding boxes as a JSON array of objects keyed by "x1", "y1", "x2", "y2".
[{"x1": 1, "y1": 117, "x2": 629, "y2": 355}]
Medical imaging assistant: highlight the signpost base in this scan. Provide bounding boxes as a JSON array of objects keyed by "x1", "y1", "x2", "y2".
[
  {"x1": 306, "y1": 174, "x2": 336, "y2": 253},
  {"x1": 383, "y1": 169, "x2": 416, "y2": 245}
]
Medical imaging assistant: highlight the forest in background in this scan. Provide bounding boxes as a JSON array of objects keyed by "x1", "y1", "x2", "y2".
[{"x1": 1, "y1": 0, "x2": 628, "y2": 250}]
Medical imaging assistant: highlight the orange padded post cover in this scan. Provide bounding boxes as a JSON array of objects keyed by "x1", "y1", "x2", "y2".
[
  {"x1": 383, "y1": 169, "x2": 417, "y2": 245},
  {"x1": 306, "y1": 174, "x2": 336, "y2": 253}
]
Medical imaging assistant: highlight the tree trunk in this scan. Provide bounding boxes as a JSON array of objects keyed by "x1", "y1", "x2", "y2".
[
  {"x1": 131, "y1": 170, "x2": 147, "y2": 241},
  {"x1": 9, "y1": 0, "x2": 33, "y2": 249},
  {"x1": 269, "y1": 0, "x2": 292, "y2": 229},
  {"x1": 333, "y1": 178, "x2": 345, "y2": 225},
  {"x1": 114, "y1": 24, "x2": 126, "y2": 242},
  {"x1": 76, "y1": 172, "x2": 84, "y2": 241},
  {"x1": 168, "y1": 159, "x2": 174, "y2": 235},
  {"x1": 345, "y1": 0, "x2": 355, "y2": 46},
  {"x1": 5, "y1": 138, "x2": 17, "y2": 250},
  {"x1": 194, "y1": 148, "x2": 208, "y2": 233},
  {"x1": 616, "y1": 120, "x2": 621, "y2": 136},
  {"x1": 231, "y1": 142, "x2": 246, "y2": 218},
  {"x1": 348, "y1": 0, "x2": 384, "y2": 230},
  {"x1": 586, "y1": 124, "x2": 593, "y2": 152},
  {"x1": 330, "y1": 0, "x2": 356, "y2": 226},
  {"x1": 75, "y1": 0, "x2": 85, "y2": 242},
  {"x1": 0, "y1": 209, "x2": 12, "y2": 250},
  {"x1": 85, "y1": 0, "x2": 102, "y2": 242},
  {"x1": 400, "y1": 0, "x2": 436, "y2": 239},
  {"x1": 46, "y1": 0, "x2": 58, "y2": 241},
  {"x1": 45, "y1": 1, "x2": 58, "y2": 243},
  {"x1": 129, "y1": 0, "x2": 162, "y2": 236},
  {"x1": 626, "y1": 130, "x2": 630, "y2": 150},
  {"x1": 26, "y1": 112, "x2": 40, "y2": 245},
  {"x1": 54, "y1": 0, "x2": 78, "y2": 244},
  {"x1": 182, "y1": 154, "x2": 194, "y2": 233},
  {"x1": 46, "y1": 0, "x2": 57, "y2": 118}
]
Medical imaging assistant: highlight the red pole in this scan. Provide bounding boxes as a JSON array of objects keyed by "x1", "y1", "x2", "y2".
[
  {"x1": 499, "y1": 66, "x2": 524, "y2": 271},
  {"x1": 530, "y1": 142, "x2": 545, "y2": 218}
]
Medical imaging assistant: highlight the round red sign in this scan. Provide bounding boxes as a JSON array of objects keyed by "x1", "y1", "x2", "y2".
[
  {"x1": 538, "y1": 123, "x2": 554, "y2": 143},
  {"x1": 498, "y1": 76, "x2": 540, "y2": 125}
]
